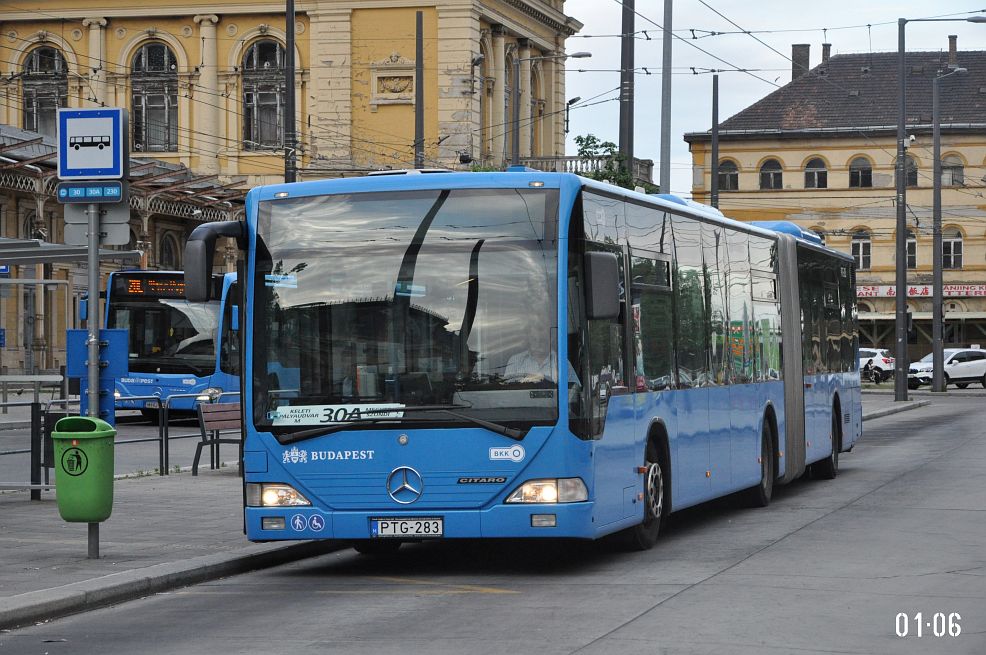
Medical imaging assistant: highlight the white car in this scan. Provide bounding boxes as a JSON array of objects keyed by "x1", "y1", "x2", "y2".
[
  {"x1": 908, "y1": 348, "x2": 986, "y2": 389},
  {"x1": 859, "y1": 348, "x2": 895, "y2": 379}
]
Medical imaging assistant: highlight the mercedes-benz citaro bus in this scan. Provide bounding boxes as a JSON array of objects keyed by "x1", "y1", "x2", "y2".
[
  {"x1": 183, "y1": 169, "x2": 861, "y2": 553},
  {"x1": 105, "y1": 270, "x2": 240, "y2": 420}
]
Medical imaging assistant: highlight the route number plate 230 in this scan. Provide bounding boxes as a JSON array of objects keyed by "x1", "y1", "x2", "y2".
[{"x1": 371, "y1": 518, "x2": 443, "y2": 538}]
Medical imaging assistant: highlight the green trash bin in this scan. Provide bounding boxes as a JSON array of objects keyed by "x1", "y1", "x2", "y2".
[{"x1": 52, "y1": 416, "x2": 116, "y2": 522}]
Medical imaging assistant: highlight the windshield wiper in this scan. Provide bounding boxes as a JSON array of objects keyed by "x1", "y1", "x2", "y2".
[
  {"x1": 397, "y1": 404, "x2": 524, "y2": 440},
  {"x1": 276, "y1": 404, "x2": 524, "y2": 444}
]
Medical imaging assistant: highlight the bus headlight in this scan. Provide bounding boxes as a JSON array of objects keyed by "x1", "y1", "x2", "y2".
[
  {"x1": 196, "y1": 387, "x2": 223, "y2": 402},
  {"x1": 246, "y1": 483, "x2": 311, "y2": 507},
  {"x1": 505, "y1": 478, "x2": 587, "y2": 504}
]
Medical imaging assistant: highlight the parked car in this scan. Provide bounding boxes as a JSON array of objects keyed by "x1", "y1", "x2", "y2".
[
  {"x1": 859, "y1": 348, "x2": 895, "y2": 382},
  {"x1": 908, "y1": 348, "x2": 986, "y2": 389}
]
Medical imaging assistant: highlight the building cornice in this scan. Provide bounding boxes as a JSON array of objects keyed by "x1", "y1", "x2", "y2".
[
  {"x1": 499, "y1": 0, "x2": 582, "y2": 36},
  {"x1": 0, "y1": 4, "x2": 313, "y2": 21},
  {"x1": 684, "y1": 124, "x2": 986, "y2": 143}
]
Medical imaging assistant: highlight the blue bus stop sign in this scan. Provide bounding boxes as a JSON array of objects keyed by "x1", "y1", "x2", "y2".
[{"x1": 57, "y1": 108, "x2": 128, "y2": 180}]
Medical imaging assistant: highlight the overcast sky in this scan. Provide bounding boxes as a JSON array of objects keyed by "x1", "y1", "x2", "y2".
[{"x1": 563, "y1": 1, "x2": 986, "y2": 196}]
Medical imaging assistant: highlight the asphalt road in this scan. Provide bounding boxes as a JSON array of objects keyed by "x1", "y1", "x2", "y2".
[{"x1": 3, "y1": 397, "x2": 985, "y2": 655}]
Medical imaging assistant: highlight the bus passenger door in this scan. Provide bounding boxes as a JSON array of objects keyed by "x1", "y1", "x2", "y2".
[
  {"x1": 573, "y1": 240, "x2": 636, "y2": 530},
  {"x1": 630, "y1": 251, "x2": 677, "y2": 511}
]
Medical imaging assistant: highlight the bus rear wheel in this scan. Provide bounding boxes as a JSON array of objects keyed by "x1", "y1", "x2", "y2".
[
  {"x1": 744, "y1": 420, "x2": 774, "y2": 508},
  {"x1": 622, "y1": 441, "x2": 665, "y2": 551},
  {"x1": 811, "y1": 409, "x2": 840, "y2": 480}
]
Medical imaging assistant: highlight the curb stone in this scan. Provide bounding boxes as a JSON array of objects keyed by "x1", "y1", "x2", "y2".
[
  {"x1": 0, "y1": 540, "x2": 342, "y2": 631},
  {"x1": 862, "y1": 399, "x2": 931, "y2": 422}
]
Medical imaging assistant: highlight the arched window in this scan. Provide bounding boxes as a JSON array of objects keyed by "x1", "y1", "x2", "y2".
[
  {"x1": 943, "y1": 230, "x2": 962, "y2": 269},
  {"x1": 242, "y1": 40, "x2": 286, "y2": 149},
  {"x1": 906, "y1": 229, "x2": 916, "y2": 269},
  {"x1": 804, "y1": 157, "x2": 827, "y2": 189},
  {"x1": 717, "y1": 160, "x2": 738, "y2": 191},
  {"x1": 851, "y1": 230, "x2": 871, "y2": 270},
  {"x1": 759, "y1": 159, "x2": 782, "y2": 190},
  {"x1": 132, "y1": 42, "x2": 178, "y2": 152},
  {"x1": 896, "y1": 154, "x2": 918, "y2": 188},
  {"x1": 22, "y1": 46, "x2": 67, "y2": 138},
  {"x1": 849, "y1": 157, "x2": 872, "y2": 188},
  {"x1": 159, "y1": 233, "x2": 179, "y2": 269},
  {"x1": 941, "y1": 155, "x2": 964, "y2": 186},
  {"x1": 858, "y1": 301, "x2": 873, "y2": 313}
]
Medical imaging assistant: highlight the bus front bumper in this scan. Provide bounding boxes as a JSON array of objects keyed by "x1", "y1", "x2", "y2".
[{"x1": 245, "y1": 502, "x2": 599, "y2": 541}]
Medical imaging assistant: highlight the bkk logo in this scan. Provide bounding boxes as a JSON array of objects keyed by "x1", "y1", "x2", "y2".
[{"x1": 489, "y1": 445, "x2": 525, "y2": 463}]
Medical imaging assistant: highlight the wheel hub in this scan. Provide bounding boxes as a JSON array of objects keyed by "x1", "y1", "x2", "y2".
[{"x1": 645, "y1": 461, "x2": 663, "y2": 519}]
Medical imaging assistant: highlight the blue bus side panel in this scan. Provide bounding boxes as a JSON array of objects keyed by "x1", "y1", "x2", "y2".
[
  {"x1": 590, "y1": 394, "x2": 638, "y2": 531},
  {"x1": 671, "y1": 388, "x2": 712, "y2": 508},
  {"x1": 729, "y1": 383, "x2": 762, "y2": 491},
  {"x1": 708, "y1": 386, "x2": 732, "y2": 495},
  {"x1": 803, "y1": 372, "x2": 858, "y2": 465}
]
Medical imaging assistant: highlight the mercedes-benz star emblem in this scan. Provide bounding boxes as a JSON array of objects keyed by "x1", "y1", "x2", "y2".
[{"x1": 386, "y1": 466, "x2": 423, "y2": 504}]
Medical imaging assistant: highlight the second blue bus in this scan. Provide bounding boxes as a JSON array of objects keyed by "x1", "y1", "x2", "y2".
[{"x1": 105, "y1": 270, "x2": 240, "y2": 419}]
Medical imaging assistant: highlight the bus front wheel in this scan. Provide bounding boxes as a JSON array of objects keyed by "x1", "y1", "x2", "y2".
[{"x1": 622, "y1": 440, "x2": 666, "y2": 551}]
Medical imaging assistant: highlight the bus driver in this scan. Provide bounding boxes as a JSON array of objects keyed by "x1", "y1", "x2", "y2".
[{"x1": 504, "y1": 315, "x2": 579, "y2": 385}]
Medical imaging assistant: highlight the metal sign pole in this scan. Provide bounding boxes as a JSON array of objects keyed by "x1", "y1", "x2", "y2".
[{"x1": 87, "y1": 202, "x2": 100, "y2": 418}]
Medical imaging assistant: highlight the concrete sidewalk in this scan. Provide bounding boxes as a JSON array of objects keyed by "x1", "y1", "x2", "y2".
[{"x1": 0, "y1": 392, "x2": 931, "y2": 630}]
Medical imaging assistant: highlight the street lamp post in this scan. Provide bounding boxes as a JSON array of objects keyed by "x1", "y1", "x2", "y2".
[
  {"x1": 511, "y1": 51, "x2": 590, "y2": 166},
  {"x1": 564, "y1": 96, "x2": 581, "y2": 135},
  {"x1": 932, "y1": 67, "x2": 967, "y2": 392},
  {"x1": 895, "y1": 14, "x2": 986, "y2": 401}
]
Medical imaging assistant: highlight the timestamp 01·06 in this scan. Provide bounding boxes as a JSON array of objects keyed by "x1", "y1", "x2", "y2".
[{"x1": 895, "y1": 612, "x2": 961, "y2": 638}]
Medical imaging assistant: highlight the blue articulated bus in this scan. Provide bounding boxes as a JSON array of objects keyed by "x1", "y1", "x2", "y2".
[
  {"x1": 184, "y1": 171, "x2": 861, "y2": 551},
  {"x1": 105, "y1": 270, "x2": 240, "y2": 418}
]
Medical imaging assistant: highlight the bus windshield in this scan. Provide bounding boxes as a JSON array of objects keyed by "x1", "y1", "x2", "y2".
[
  {"x1": 108, "y1": 298, "x2": 220, "y2": 375},
  {"x1": 253, "y1": 187, "x2": 560, "y2": 434}
]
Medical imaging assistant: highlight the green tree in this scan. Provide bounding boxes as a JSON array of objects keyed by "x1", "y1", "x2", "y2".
[{"x1": 574, "y1": 134, "x2": 658, "y2": 192}]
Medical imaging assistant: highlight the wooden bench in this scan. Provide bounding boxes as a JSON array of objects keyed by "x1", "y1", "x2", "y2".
[{"x1": 193, "y1": 402, "x2": 243, "y2": 476}]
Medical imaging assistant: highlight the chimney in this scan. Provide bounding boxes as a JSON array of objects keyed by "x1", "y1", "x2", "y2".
[
  {"x1": 792, "y1": 44, "x2": 810, "y2": 79},
  {"x1": 948, "y1": 35, "x2": 958, "y2": 68},
  {"x1": 822, "y1": 43, "x2": 831, "y2": 64}
]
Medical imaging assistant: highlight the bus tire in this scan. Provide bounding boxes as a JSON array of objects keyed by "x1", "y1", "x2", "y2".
[
  {"x1": 353, "y1": 540, "x2": 402, "y2": 556},
  {"x1": 744, "y1": 419, "x2": 775, "y2": 508},
  {"x1": 622, "y1": 439, "x2": 667, "y2": 551},
  {"x1": 811, "y1": 407, "x2": 840, "y2": 480}
]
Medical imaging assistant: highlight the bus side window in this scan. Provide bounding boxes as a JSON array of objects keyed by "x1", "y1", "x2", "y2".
[{"x1": 630, "y1": 252, "x2": 673, "y2": 391}]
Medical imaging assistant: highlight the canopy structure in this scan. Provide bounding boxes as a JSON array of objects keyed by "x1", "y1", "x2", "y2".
[{"x1": 0, "y1": 237, "x2": 140, "y2": 266}]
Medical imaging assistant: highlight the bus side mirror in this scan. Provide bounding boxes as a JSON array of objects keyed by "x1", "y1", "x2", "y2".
[
  {"x1": 232, "y1": 306, "x2": 239, "y2": 331},
  {"x1": 584, "y1": 251, "x2": 620, "y2": 321},
  {"x1": 184, "y1": 221, "x2": 245, "y2": 302}
]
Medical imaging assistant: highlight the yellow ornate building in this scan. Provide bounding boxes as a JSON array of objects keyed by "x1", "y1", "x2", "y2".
[
  {"x1": 1, "y1": 0, "x2": 580, "y2": 183},
  {"x1": 686, "y1": 39, "x2": 986, "y2": 358},
  {"x1": 0, "y1": 0, "x2": 581, "y2": 374}
]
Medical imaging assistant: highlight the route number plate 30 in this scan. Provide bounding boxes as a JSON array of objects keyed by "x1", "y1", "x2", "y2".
[{"x1": 371, "y1": 518, "x2": 443, "y2": 538}]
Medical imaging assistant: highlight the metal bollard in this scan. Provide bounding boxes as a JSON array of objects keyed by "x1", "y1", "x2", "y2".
[{"x1": 30, "y1": 402, "x2": 42, "y2": 501}]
